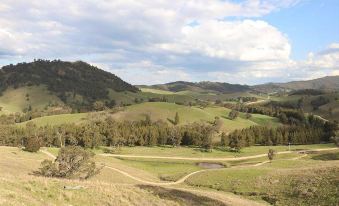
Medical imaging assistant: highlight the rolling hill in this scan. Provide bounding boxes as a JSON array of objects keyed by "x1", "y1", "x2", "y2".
[
  {"x1": 0, "y1": 60, "x2": 139, "y2": 112},
  {"x1": 140, "y1": 81, "x2": 250, "y2": 94},
  {"x1": 253, "y1": 76, "x2": 339, "y2": 93}
]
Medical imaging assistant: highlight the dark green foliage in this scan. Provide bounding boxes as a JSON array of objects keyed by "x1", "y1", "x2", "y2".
[
  {"x1": 0, "y1": 60, "x2": 139, "y2": 110},
  {"x1": 220, "y1": 132, "x2": 229, "y2": 146},
  {"x1": 36, "y1": 146, "x2": 99, "y2": 179},
  {"x1": 311, "y1": 96, "x2": 330, "y2": 110},
  {"x1": 0, "y1": 112, "x2": 335, "y2": 150},
  {"x1": 290, "y1": 89, "x2": 325, "y2": 96}
]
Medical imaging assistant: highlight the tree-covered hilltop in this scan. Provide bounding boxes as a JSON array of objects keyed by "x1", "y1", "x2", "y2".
[{"x1": 0, "y1": 59, "x2": 139, "y2": 103}]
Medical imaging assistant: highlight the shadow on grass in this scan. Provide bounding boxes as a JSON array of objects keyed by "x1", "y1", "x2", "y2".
[
  {"x1": 311, "y1": 152, "x2": 339, "y2": 161},
  {"x1": 137, "y1": 185, "x2": 226, "y2": 206}
]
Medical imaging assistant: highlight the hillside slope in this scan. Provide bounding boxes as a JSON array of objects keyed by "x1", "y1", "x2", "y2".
[
  {"x1": 0, "y1": 60, "x2": 139, "y2": 96},
  {"x1": 141, "y1": 81, "x2": 250, "y2": 94},
  {"x1": 111, "y1": 102, "x2": 280, "y2": 132},
  {"x1": 253, "y1": 76, "x2": 339, "y2": 93},
  {"x1": 0, "y1": 60, "x2": 139, "y2": 112}
]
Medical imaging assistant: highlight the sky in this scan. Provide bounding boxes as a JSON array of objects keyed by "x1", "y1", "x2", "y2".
[{"x1": 0, "y1": 0, "x2": 338, "y2": 85}]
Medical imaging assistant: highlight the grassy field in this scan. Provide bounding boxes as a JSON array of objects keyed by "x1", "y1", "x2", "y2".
[
  {"x1": 17, "y1": 113, "x2": 88, "y2": 127},
  {"x1": 13, "y1": 101, "x2": 279, "y2": 130},
  {"x1": 97, "y1": 144, "x2": 336, "y2": 158},
  {"x1": 1, "y1": 145, "x2": 338, "y2": 205},
  {"x1": 111, "y1": 102, "x2": 279, "y2": 132},
  {"x1": 0, "y1": 147, "x2": 233, "y2": 205},
  {"x1": 186, "y1": 150, "x2": 339, "y2": 205},
  {"x1": 140, "y1": 88, "x2": 176, "y2": 95},
  {"x1": 0, "y1": 86, "x2": 62, "y2": 114}
]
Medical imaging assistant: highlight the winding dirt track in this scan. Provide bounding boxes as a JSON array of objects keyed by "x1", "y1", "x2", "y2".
[
  {"x1": 98, "y1": 148, "x2": 338, "y2": 161},
  {"x1": 41, "y1": 147, "x2": 337, "y2": 186},
  {"x1": 40, "y1": 147, "x2": 337, "y2": 206}
]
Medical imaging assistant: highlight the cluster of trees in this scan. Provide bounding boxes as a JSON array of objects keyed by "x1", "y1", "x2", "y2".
[
  {"x1": 311, "y1": 96, "x2": 330, "y2": 110},
  {"x1": 224, "y1": 102, "x2": 319, "y2": 126},
  {"x1": 223, "y1": 115, "x2": 338, "y2": 151},
  {"x1": 290, "y1": 89, "x2": 325, "y2": 96},
  {"x1": 0, "y1": 117, "x2": 217, "y2": 150}
]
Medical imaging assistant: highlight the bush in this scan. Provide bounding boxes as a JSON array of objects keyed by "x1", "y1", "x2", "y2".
[
  {"x1": 24, "y1": 137, "x2": 40, "y2": 152},
  {"x1": 35, "y1": 146, "x2": 100, "y2": 179},
  {"x1": 268, "y1": 149, "x2": 275, "y2": 161},
  {"x1": 228, "y1": 110, "x2": 239, "y2": 120},
  {"x1": 330, "y1": 136, "x2": 339, "y2": 147}
]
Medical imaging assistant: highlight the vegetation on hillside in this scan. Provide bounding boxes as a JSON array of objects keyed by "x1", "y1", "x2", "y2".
[{"x1": 0, "y1": 59, "x2": 139, "y2": 111}]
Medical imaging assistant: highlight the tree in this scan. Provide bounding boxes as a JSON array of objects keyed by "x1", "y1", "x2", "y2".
[
  {"x1": 228, "y1": 110, "x2": 239, "y2": 120},
  {"x1": 330, "y1": 136, "x2": 339, "y2": 147},
  {"x1": 169, "y1": 127, "x2": 181, "y2": 147},
  {"x1": 220, "y1": 132, "x2": 229, "y2": 146},
  {"x1": 268, "y1": 149, "x2": 275, "y2": 162},
  {"x1": 35, "y1": 146, "x2": 100, "y2": 179},
  {"x1": 24, "y1": 136, "x2": 40, "y2": 152},
  {"x1": 229, "y1": 133, "x2": 242, "y2": 152},
  {"x1": 174, "y1": 112, "x2": 180, "y2": 125},
  {"x1": 23, "y1": 122, "x2": 40, "y2": 152},
  {"x1": 93, "y1": 101, "x2": 106, "y2": 111},
  {"x1": 213, "y1": 116, "x2": 223, "y2": 131}
]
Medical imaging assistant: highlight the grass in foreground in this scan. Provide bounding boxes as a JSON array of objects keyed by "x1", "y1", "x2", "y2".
[{"x1": 186, "y1": 151, "x2": 339, "y2": 205}]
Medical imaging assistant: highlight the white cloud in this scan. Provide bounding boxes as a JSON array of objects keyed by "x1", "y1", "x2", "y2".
[
  {"x1": 156, "y1": 20, "x2": 291, "y2": 61},
  {"x1": 1, "y1": 0, "x2": 338, "y2": 85}
]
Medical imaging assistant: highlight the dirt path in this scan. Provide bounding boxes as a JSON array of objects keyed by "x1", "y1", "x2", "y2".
[
  {"x1": 39, "y1": 149, "x2": 267, "y2": 205},
  {"x1": 41, "y1": 148, "x2": 338, "y2": 186},
  {"x1": 99, "y1": 151, "x2": 290, "y2": 161},
  {"x1": 99, "y1": 148, "x2": 338, "y2": 161}
]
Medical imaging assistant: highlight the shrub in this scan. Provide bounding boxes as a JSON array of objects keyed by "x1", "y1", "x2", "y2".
[
  {"x1": 330, "y1": 136, "x2": 339, "y2": 147},
  {"x1": 35, "y1": 146, "x2": 100, "y2": 179},
  {"x1": 24, "y1": 136, "x2": 40, "y2": 152},
  {"x1": 268, "y1": 149, "x2": 275, "y2": 161},
  {"x1": 228, "y1": 110, "x2": 239, "y2": 120}
]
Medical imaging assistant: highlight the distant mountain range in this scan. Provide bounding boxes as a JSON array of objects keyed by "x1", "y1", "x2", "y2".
[
  {"x1": 139, "y1": 81, "x2": 250, "y2": 94},
  {"x1": 0, "y1": 60, "x2": 339, "y2": 107},
  {"x1": 141, "y1": 76, "x2": 339, "y2": 94},
  {"x1": 252, "y1": 76, "x2": 339, "y2": 93}
]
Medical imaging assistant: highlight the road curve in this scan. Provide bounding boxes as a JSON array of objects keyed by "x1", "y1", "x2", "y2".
[
  {"x1": 99, "y1": 148, "x2": 338, "y2": 161},
  {"x1": 41, "y1": 147, "x2": 338, "y2": 186}
]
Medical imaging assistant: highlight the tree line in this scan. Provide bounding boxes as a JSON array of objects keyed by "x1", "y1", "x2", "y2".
[
  {"x1": 223, "y1": 114, "x2": 337, "y2": 151},
  {"x1": 0, "y1": 117, "x2": 216, "y2": 150}
]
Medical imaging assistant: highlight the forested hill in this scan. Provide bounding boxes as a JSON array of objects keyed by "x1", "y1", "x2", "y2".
[
  {"x1": 142, "y1": 81, "x2": 250, "y2": 93},
  {"x1": 0, "y1": 60, "x2": 139, "y2": 101}
]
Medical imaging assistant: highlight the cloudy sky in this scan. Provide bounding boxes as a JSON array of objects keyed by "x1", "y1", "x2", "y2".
[{"x1": 0, "y1": 0, "x2": 338, "y2": 85}]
